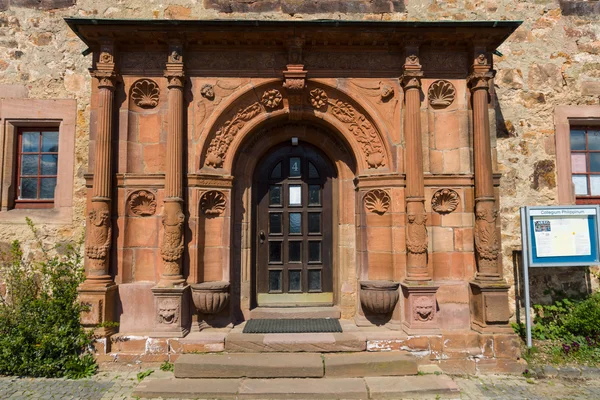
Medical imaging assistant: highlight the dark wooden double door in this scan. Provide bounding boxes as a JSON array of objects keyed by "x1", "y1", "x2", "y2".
[{"x1": 255, "y1": 143, "x2": 333, "y2": 306}]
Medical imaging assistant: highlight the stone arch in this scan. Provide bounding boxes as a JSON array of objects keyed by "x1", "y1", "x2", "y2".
[{"x1": 197, "y1": 79, "x2": 394, "y2": 175}]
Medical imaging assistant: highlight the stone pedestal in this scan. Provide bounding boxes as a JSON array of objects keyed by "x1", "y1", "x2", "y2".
[
  {"x1": 401, "y1": 283, "x2": 440, "y2": 335},
  {"x1": 151, "y1": 286, "x2": 191, "y2": 338},
  {"x1": 469, "y1": 281, "x2": 512, "y2": 333},
  {"x1": 78, "y1": 283, "x2": 118, "y2": 337}
]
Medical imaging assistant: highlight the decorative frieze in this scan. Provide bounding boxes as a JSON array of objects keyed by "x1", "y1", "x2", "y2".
[
  {"x1": 200, "y1": 190, "x2": 227, "y2": 216},
  {"x1": 131, "y1": 79, "x2": 160, "y2": 109},
  {"x1": 127, "y1": 190, "x2": 157, "y2": 216},
  {"x1": 431, "y1": 188, "x2": 460, "y2": 214},
  {"x1": 428, "y1": 80, "x2": 456, "y2": 109},
  {"x1": 363, "y1": 189, "x2": 390, "y2": 214}
]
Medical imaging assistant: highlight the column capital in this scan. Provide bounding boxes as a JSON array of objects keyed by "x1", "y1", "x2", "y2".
[
  {"x1": 164, "y1": 43, "x2": 185, "y2": 89},
  {"x1": 91, "y1": 69, "x2": 118, "y2": 90},
  {"x1": 401, "y1": 48, "x2": 423, "y2": 91},
  {"x1": 91, "y1": 39, "x2": 118, "y2": 90},
  {"x1": 467, "y1": 70, "x2": 495, "y2": 92}
]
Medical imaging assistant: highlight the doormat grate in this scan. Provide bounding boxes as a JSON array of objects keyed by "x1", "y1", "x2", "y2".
[{"x1": 243, "y1": 318, "x2": 342, "y2": 334}]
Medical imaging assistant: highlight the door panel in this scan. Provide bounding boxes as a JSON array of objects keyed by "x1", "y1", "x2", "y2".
[{"x1": 255, "y1": 143, "x2": 333, "y2": 306}]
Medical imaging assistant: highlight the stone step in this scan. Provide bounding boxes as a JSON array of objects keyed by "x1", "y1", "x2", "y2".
[
  {"x1": 174, "y1": 351, "x2": 418, "y2": 379},
  {"x1": 133, "y1": 376, "x2": 460, "y2": 399},
  {"x1": 174, "y1": 353, "x2": 324, "y2": 378},
  {"x1": 249, "y1": 306, "x2": 341, "y2": 319}
]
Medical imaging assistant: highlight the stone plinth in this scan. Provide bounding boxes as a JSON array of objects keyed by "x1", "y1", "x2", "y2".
[
  {"x1": 78, "y1": 283, "x2": 118, "y2": 337},
  {"x1": 401, "y1": 283, "x2": 440, "y2": 335},
  {"x1": 469, "y1": 281, "x2": 512, "y2": 333},
  {"x1": 151, "y1": 286, "x2": 191, "y2": 338}
]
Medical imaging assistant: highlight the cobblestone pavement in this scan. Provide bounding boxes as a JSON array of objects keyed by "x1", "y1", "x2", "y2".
[{"x1": 2, "y1": 364, "x2": 600, "y2": 399}]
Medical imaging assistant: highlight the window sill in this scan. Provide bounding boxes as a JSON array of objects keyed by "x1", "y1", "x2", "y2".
[{"x1": 0, "y1": 207, "x2": 73, "y2": 225}]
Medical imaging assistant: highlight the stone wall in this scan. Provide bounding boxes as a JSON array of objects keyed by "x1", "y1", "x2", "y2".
[{"x1": 1, "y1": 0, "x2": 599, "y2": 320}]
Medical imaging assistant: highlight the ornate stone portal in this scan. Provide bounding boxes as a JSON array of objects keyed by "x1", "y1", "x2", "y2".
[{"x1": 71, "y1": 20, "x2": 518, "y2": 348}]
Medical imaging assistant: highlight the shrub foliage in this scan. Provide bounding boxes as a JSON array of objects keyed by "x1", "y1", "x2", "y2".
[{"x1": 0, "y1": 221, "x2": 96, "y2": 378}]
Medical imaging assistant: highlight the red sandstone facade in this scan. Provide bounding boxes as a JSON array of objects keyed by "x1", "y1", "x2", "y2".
[{"x1": 67, "y1": 19, "x2": 523, "y2": 371}]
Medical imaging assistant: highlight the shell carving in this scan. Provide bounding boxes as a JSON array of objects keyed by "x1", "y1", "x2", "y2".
[
  {"x1": 128, "y1": 190, "x2": 157, "y2": 216},
  {"x1": 364, "y1": 189, "x2": 391, "y2": 215},
  {"x1": 131, "y1": 79, "x2": 160, "y2": 109},
  {"x1": 428, "y1": 80, "x2": 456, "y2": 109},
  {"x1": 431, "y1": 188, "x2": 460, "y2": 214},
  {"x1": 200, "y1": 190, "x2": 227, "y2": 216}
]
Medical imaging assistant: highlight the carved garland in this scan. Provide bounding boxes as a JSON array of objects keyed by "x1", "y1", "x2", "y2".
[
  {"x1": 474, "y1": 205, "x2": 500, "y2": 264},
  {"x1": 428, "y1": 80, "x2": 456, "y2": 109},
  {"x1": 128, "y1": 190, "x2": 157, "y2": 216},
  {"x1": 431, "y1": 188, "x2": 460, "y2": 214},
  {"x1": 85, "y1": 206, "x2": 112, "y2": 271},
  {"x1": 200, "y1": 190, "x2": 227, "y2": 216},
  {"x1": 131, "y1": 79, "x2": 160, "y2": 109},
  {"x1": 364, "y1": 189, "x2": 390, "y2": 214}
]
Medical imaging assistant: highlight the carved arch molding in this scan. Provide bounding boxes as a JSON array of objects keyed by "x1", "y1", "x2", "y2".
[{"x1": 202, "y1": 82, "x2": 389, "y2": 172}]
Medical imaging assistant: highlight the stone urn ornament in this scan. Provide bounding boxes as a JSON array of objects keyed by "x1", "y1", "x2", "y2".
[
  {"x1": 190, "y1": 281, "x2": 230, "y2": 330},
  {"x1": 360, "y1": 280, "x2": 400, "y2": 315}
]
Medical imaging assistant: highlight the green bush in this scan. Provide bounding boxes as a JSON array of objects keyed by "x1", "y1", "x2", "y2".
[
  {"x1": 563, "y1": 292, "x2": 600, "y2": 338},
  {"x1": 0, "y1": 221, "x2": 96, "y2": 379}
]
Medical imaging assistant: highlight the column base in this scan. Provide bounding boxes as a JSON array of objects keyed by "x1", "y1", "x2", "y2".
[
  {"x1": 469, "y1": 281, "x2": 513, "y2": 333},
  {"x1": 401, "y1": 282, "x2": 440, "y2": 335},
  {"x1": 78, "y1": 282, "x2": 118, "y2": 338},
  {"x1": 151, "y1": 285, "x2": 191, "y2": 338}
]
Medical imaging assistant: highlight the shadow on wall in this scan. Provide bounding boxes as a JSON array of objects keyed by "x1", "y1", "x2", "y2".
[{"x1": 512, "y1": 250, "x2": 595, "y2": 323}]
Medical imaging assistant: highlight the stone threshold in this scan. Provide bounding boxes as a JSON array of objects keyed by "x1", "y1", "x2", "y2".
[{"x1": 133, "y1": 375, "x2": 461, "y2": 399}]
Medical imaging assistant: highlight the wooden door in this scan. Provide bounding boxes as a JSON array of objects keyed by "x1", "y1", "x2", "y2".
[{"x1": 255, "y1": 143, "x2": 333, "y2": 306}]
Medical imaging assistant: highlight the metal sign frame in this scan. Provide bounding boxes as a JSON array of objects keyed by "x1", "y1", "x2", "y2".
[{"x1": 520, "y1": 205, "x2": 600, "y2": 348}]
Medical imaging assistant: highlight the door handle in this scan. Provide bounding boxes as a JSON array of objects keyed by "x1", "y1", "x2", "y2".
[{"x1": 259, "y1": 230, "x2": 266, "y2": 244}]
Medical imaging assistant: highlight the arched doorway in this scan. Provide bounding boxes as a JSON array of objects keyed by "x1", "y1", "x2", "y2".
[{"x1": 253, "y1": 142, "x2": 336, "y2": 306}]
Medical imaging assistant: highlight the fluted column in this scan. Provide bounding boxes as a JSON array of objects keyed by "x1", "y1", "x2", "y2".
[
  {"x1": 159, "y1": 45, "x2": 186, "y2": 287},
  {"x1": 85, "y1": 43, "x2": 117, "y2": 286},
  {"x1": 401, "y1": 53, "x2": 430, "y2": 283},
  {"x1": 468, "y1": 53, "x2": 502, "y2": 282}
]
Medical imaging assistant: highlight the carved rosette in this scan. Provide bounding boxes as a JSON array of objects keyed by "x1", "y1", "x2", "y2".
[
  {"x1": 364, "y1": 189, "x2": 390, "y2": 215},
  {"x1": 431, "y1": 189, "x2": 460, "y2": 214},
  {"x1": 261, "y1": 89, "x2": 283, "y2": 109},
  {"x1": 428, "y1": 80, "x2": 456, "y2": 109},
  {"x1": 474, "y1": 200, "x2": 500, "y2": 271},
  {"x1": 200, "y1": 190, "x2": 227, "y2": 216},
  {"x1": 205, "y1": 102, "x2": 263, "y2": 168},
  {"x1": 157, "y1": 298, "x2": 180, "y2": 325},
  {"x1": 406, "y1": 212, "x2": 428, "y2": 255},
  {"x1": 85, "y1": 201, "x2": 112, "y2": 274},
  {"x1": 160, "y1": 201, "x2": 185, "y2": 275},
  {"x1": 191, "y1": 282, "x2": 230, "y2": 315},
  {"x1": 309, "y1": 88, "x2": 328, "y2": 109},
  {"x1": 413, "y1": 296, "x2": 435, "y2": 322},
  {"x1": 360, "y1": 281, "x2": 400, "y2": 315},
  {"x1": 131, "y1": 79, "x2": 160, "y2": 108},
  {"x1": 128, "y1": 190, "x2": 157, "y2": 216}
]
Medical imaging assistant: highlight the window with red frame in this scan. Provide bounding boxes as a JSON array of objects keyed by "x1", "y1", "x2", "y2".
[
  {"x1": 571, "y1": 126, "x2": 600, "y2": 204},
  {"x1": 15, "y1": 129, "x2": 59, "y2": 208}
]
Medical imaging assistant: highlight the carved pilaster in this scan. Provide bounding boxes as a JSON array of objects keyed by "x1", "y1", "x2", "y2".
[
  {"x1": 283, "y1": 37, "x2": 306, "y2": 120},
  {"x1": 80, "y1": 39, "x2": 118, "y2": 336}
]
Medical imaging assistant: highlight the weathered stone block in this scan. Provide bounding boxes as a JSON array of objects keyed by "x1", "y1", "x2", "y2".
[{"x1": 324, "y1": 352, "x2": 417, "y2": 377}]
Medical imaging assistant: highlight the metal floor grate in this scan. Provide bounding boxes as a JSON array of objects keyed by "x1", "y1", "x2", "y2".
[{"x1": 243, "y1": 318, "x2": 342, "y2": 334}]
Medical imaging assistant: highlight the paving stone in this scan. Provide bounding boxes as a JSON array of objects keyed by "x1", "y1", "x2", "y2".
[
  {"x1": 132, "y1": 378, "x2": 240, "y2": 399},
  {"x1": 238, "y1": 378, "x2": 368, "y2": 399},
  {"x1": 366, "y1": 375, "x2": 461, "y2": 399},
  {"x1": 581, "y1": 366, "x2": 600, "y2": 379},
  {"x1": 324, "y1": 352, "x2": 417, "y2": 377},
  {"x1": 175, "y1": 353, "x2": 324, "y2": 378},
  {"x1": 558, "y1": 366, "x2": 582, "y2": 379},
  {"x1": 543, "y1": 365, "x2": 559, "y2": 378}
]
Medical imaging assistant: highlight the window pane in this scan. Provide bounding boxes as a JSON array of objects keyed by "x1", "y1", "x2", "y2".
[
  {"x1": 573, "y1": 175, "x2": 588, "y2": 195},
  {"x1": 571, "y1": 130, "x2": 586, "y2": 150},
  {"x1": 309, "y1": 162, "x2": 319, "y2": 178},
  {"x1": 309, "y1": 241, "x2": 321, "y2": 262},
  {"x1": 20, "y1": 178, "x2": 38, "y2": 199},
  {"x1": 21, "y1": 155, "x2": 39, "y2": 175},
  {"x1": 308, "y1": 212, "x2": 321, "y2": 234},
  {"x1": 269, "y1": 270, "x2": 282, "y2": 292},
  {"x1": 590, "y1": 153, "x2": 600, "y2": 172},
  {"x1": 289, "y1": 185, "x2": 301, "y2": 206},
  {"x1": 40, "y1": 178, "x2": 56, "y2": 199},
  {"x1": 269, "y1": 241, "x2": 282, "y2": 263},
  {"x1": 271, "y1": 162, "x2": 282, "y2": 179},
  {"x1": 42, "y1": 131, "x2": 59, "y2": 152},
  {"x1": 589, "y1": 130, "x2": 600, "y2": 151},
  {"x1": 289, "y1": 241, "x2": 301, "y2": 262},
  {"x1": 309, "y1": 185, "x2": 321, "y2": 206},
  {"x1": 22, "y1": 132, "x2": 39, "y2": 152},
  {"x1": 41, "y1": 154, "x2": 58, "y2": 175},
  {"x1": 308, "y1": 270, "x2": 321, "y2": 291},
  {"x1": 290, "y1": 157, "x2": 301, "y2": 177},
  {"x1": 269, "y1": 185, "x2": 282, "y2": 206},
  {"x1": 571, "y1": 153, "x2": 587, "y2": 173},
  {"x1": 591, "y1": 176, "x2": 600, "y2": 195},
  {"x1": 289, "y1": 212, "x2": 302, "y2": 234},
  {"x1": 289, "y1": 270, "x2": 301, "y2": 292},
  {"x1": 269, "y1": 213, "x2": 282, "y2": 234}
]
